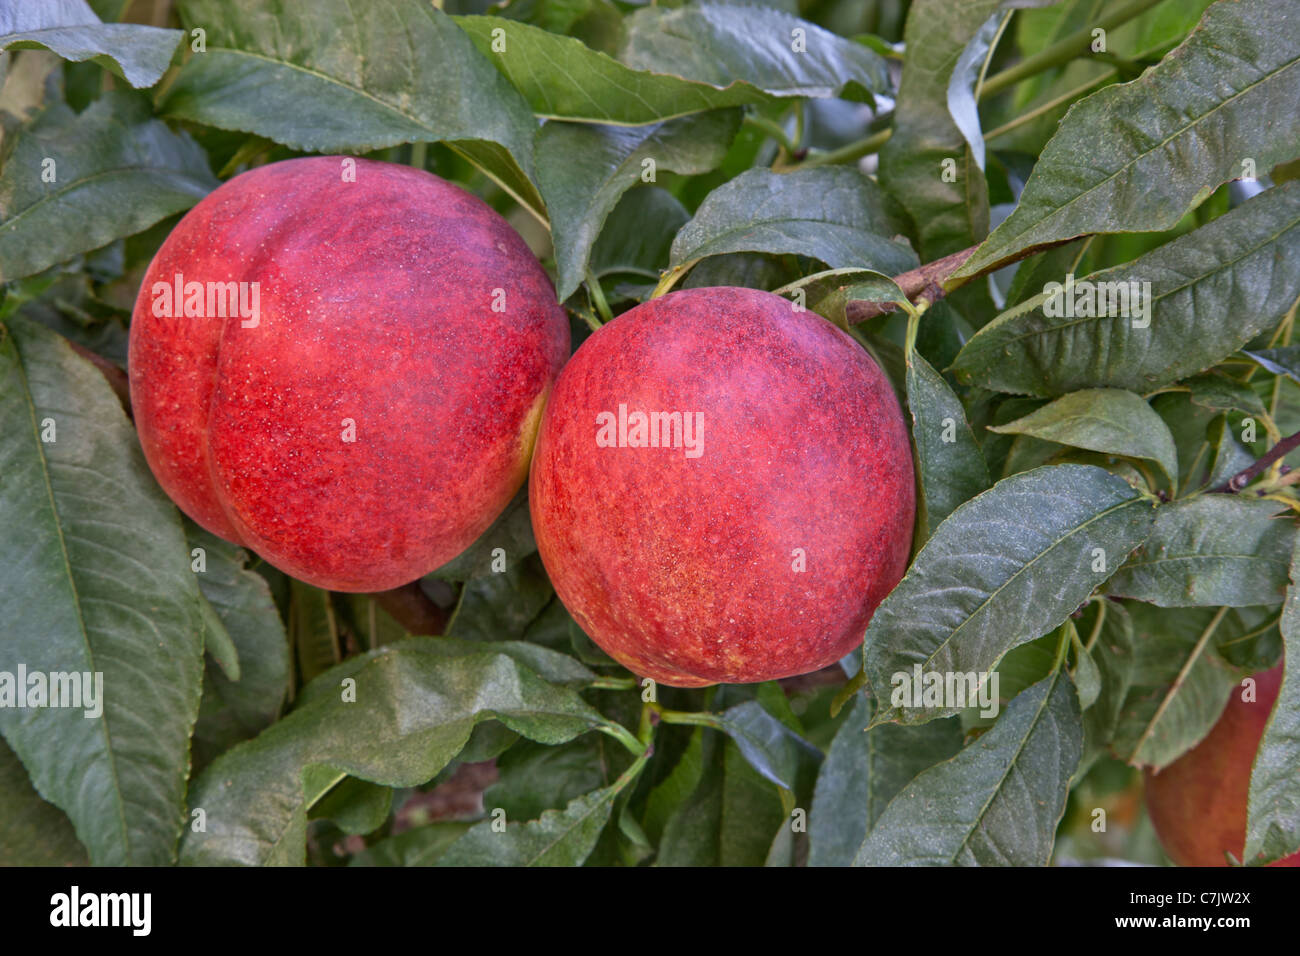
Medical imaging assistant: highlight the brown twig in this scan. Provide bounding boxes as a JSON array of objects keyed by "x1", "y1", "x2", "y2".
[
  {"x1": 845, "y1": 238, "x2": 1077, "y2": 324},
  {"x1": 368, "y1": 581, "x2": 449, "y2": 636},
  {"x1": 847, "y1": 247, "x2": 977, "y2": 324},
  {"x1": 1214, "y1": 428, "x2": 1300, "y2": 493}
]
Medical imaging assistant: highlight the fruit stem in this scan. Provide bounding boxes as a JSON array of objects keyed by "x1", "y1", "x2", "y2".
[
  {"x1": 409, "y1": 141, "x2": 428, "y2": 170},
  {"x1": 611, "y1": 744, "x2": 654, "y2": 794},
  {"x1": 649, "y1": 262, "x2": 694, "y2": 299},
  {"x1": 600, "y1": 719, "x2": 648, "y2": 757},
  {"x1": 800, "y1": 127, "x2": 892, "y2": 169},
  {"x1": 655, "y1": 708, "x2": 724, "y2": 730},
  {"x1": 1050, "y1": 621, "x2": 1072, "y2": 674},
  {"x1": 1083, "y1": 599, "x2": 1107, "y2": 653},
  {"x1": 590, "y1": 676, "x2": 638, "y2": 691},
  {"x1": 742, "y1": 113, "x2": 798, "y2": 155},
  {"x1": 637, "y1": 702, "x2": 657, "y2": 745},
  {"x1": 585, "y1": 268, "x2": 613, "y2": 325},
  {"x1": 901, "y1": 297, "x2": 927, "y2": 358}
]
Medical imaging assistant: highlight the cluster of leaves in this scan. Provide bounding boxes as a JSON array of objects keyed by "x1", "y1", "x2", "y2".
[{"x1": 2, "y1": 0, "x2": 1299, "y2": 867}]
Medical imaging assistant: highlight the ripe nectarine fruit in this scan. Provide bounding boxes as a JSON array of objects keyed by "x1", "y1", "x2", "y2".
[
  {"x1": 1144, "y1": 662, "x2": 1299, "y2": 866},
  {"x1": 529, "y1": 287, "x2": 915, "y2": 686},
  {"x1": 129, "y1": 157, "x2": 568, "y2": 591}
]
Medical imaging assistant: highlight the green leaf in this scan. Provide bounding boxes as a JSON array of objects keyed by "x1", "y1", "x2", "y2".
[
  {"x1": 0, "y1": 737, "x2": 88, "y2": 865},
  {"x1": 295, "y1": 636, "x2": 599, "y2": 700},
  {"x1": 906, "y1": 348, "x2": 992, "y2": 536},
  {"x1": 1070, "y1": 620, "x2": 1101, "y2": 710},
  {"x1": 428, "y1": 489, "x2": 536, "y2": 582},
  {"x1": 854, "y1": 670, "x2": 1084, "y2": 866},
  {"x1": 189, "y1": 525, "x2": 290, "y2": 768},
  {"x1": 447, "y1": 139, "x2": 547, "y2": 221},
  {"x1": 878, "y1": 0, "x2": 1008, "y2": 260},
  {"x1": 492, "y1": 0, "x2": 619, "y2": 39},
  {"x1": 863, "y1": 464, "x2": 1155, "y2": 724},
  {"x1": 455, "y1": 15, "x2": 772, "y2": 124},
  {"x1": 588, "y1": 187, "x2": 689, "y2": 281},
  {"x1": 1111, "y1": 602, "x2": 1240, "y2": 769},
  {"x1": 772, "y1": 268, "x2": 910, "y2": 330},
  {"x1": 641, "y1": 726, "x2": 707, "y2": 846},
  {"x1": 946, "y1": 8, "x2": 1012, "y2": 176},
  {"x1": 0, "y1": 316, "x2": 205, "y2": 865},
  {"x1": 717, "y1": 700, "x2": 821, "y2": 791},
  {"x1": 1186, "y1": 373, "x2": 1268, "y2": 418},
  {"x1": 196, "y1": 585, "x2": 239, "y2": 682},
  {"x1": 514, "y1": 597, "x2": 579, "y2": 655},
  {"x1": 1215, "y1": 604, "x2": 1283, "y2": 673},
  {"x1": 680, "y1": 251, "x2": 796, "y2": 293},
  {"x1": 653, "y1": 730, "x2": 729, "y2": 866},
  {"x1": 1004, "y1": 238, "x2": 1089, "y2": 308},
  {"x1": 1244, "y1": 346, "x2": 1300, "y2": 383},
  {"x1": 436, "y1": 752, "x2": 647, "y2": 866},
  {"x1": 618, "y1": 3, "x2": 889, "y2": 102},
  {"x1": 654, "y1": 727, "x2": 787, "y2": 866},
  {"x1": 1105, "y1": 497, "x2": 1294, "y2": 607},
  {"x1": 1246, "y1": 541, "x2": 1300, "y2": 864},
  {"x1": 0, "y1": 91, "x2": 216, "y2": 282},
  {"x1": 956, "y1": 0, "x2": 1300, "y2": 277},
  {"x1": 988, "y1": 388, "x2": 1179, "y2": 485},
  {"x1": 764, "y1": 812, "x2": 797, "y2": 868},
  {"x1": 1079, "y1": 601, "x2": 1137, "y2": 769},
  {"x1": 309, "y1": 777, "x2": 393, "y2": 835},
  {"x1": 290, "y1": 580, "x2": 339, "y2": 685},
  {"x1": 950, "y1": 180, "x2": 1300, "y2": 396},
  {"x1": 971, "y1": 632, "x2": 1058, "y2": 725},
  {"x1": 484, "y1": 736, "x2": 619, "y2": 822},
  {"x1": 348, "y1": 821, "x2": 473, "y2": 866},
  {"x1": 1205, "y1": 414, "x2": 1256, "y2": 491},
  {"x1": 180, "y1": 640, "x2": 624, "y2": 865},
  {"x1": 162, "y1": 0, "x2": 538, "y2": 175},
  {"x1": 808, "y1": 696, "x2": 964, "y2": 866},
  {"x1": 989, "y1": 1, "x2": 1216, "y2": 158},
  {"x1": 0, "y1": 0, "x2": 182, "y2": 88},
  {"x1": 446, "y1": 553, "x2": 554, "y2": 643},
  {"x1": 336, "y1": 594, "x2": 412, "y2": 649},
  {"x1": 668, "y1": 167, "x2": 918, "y2": 276},
  {"x1": 537, "y1": 110, "x2": 741, "y2": 300},
  {"x1": 1150, "y1": 392, "x2": 1218, "y2": 495}
]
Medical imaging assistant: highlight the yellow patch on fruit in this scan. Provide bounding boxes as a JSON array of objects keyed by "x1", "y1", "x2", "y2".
[{"x1": 515, "y1": 383, "x2": 551, "y2": 482}]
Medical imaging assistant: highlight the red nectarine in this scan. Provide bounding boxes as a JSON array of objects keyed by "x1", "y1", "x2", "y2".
[
  {"x1": 1144, "y1": 662, "x2": 1299, "y2": 866},
  {"x1": 129, "y1": 156, "x2": 568, "y2": 591},
  {"x1": 529, "y1": 287, "x2": 915, "y2": 687}
]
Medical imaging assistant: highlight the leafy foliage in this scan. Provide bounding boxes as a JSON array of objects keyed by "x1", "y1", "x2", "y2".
[{"x1": 3, "y1": 0, "x2": 1298, "y2": 870}]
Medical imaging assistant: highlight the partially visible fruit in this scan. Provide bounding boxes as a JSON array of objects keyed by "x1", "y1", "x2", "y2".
[{"x1": 1144, "y1": 662, "x2": 1300, "y2": 866}]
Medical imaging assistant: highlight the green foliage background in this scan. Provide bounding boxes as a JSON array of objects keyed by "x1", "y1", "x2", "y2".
[{"x1": 1, "y1": 0, "x2": 1298, "y2": 867}]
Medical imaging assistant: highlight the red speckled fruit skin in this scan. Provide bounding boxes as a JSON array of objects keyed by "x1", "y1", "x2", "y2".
[
  {"x1": 129, "y1": 156, "x2": 568, "y2": 592},
  {"x1": 529, "y1": 287, "x2": 914, "y2": 687},
  {"x1": 1144, "y1": 662, "x2": 1300, "y2": 866}
]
